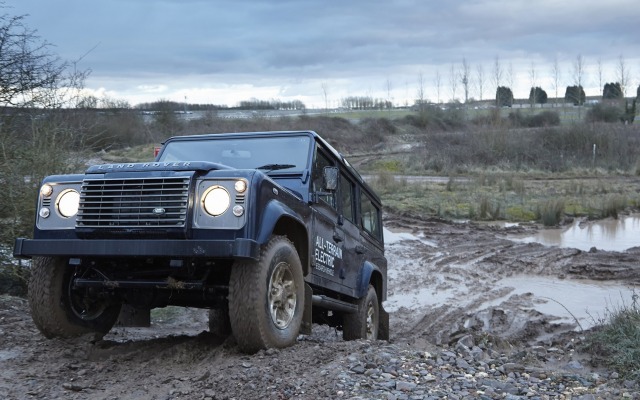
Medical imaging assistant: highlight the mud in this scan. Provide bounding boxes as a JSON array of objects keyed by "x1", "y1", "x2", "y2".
[{"x1": 1, "y1": 213, "x2": 639, "y2": 399}]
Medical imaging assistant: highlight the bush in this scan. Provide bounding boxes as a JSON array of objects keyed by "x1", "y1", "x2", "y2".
[
  {"x1": 584, "y1": 291, "x2": 640, "y2": 380},
  {"x1": 536, "y1": 198, "x2": 565, "y2": 226},
  {"x1": 508, "y1": 111, "x2": 560, "y2": 128},
  {"x1": 586, "y1": 104, "x2": 624, "y2": 123},
  {"x1": 528, "y1": 111, "x2": 560, "y2": 127}
]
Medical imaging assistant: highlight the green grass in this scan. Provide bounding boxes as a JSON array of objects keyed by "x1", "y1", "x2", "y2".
[
  {"x1": 371, "y1": 173, "x2": 640, "y2": 224},
  {"x1": 584, "y1": 291, "x2": 640, "y2": 380}
]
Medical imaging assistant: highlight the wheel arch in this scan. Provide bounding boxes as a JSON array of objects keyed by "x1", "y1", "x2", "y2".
[
  {"x1": 257, "y1": 201, "x2": 310, "y2": 276},
  {"x1": 357, "y1": 261, "x2": 385, "y2": 301},
  {"x1": 357, "y1": 260, "x2": 389, "y2": 341}
]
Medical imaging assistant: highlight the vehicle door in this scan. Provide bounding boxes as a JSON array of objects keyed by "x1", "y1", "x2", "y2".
[
  {"x1": 336, "y1": 171, "x2": 364, "y2": 295},
  {"x1": 309, "y1": 147, "x2": 345, "y2": 290}
]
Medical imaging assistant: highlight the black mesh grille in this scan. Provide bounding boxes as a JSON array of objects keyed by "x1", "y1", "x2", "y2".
[{"x1": 77, "y1": 177, "x2": 190, "y2": 228}]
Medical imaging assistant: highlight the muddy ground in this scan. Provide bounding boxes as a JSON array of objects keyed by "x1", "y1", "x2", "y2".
[{"x1": 1, "y1": 214, "x2": 639, "y2": 399}]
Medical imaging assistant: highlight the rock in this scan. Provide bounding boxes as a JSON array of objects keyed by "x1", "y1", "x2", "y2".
[{"x1": 395, "y1": 381, "x2": 417, "y2": 391}]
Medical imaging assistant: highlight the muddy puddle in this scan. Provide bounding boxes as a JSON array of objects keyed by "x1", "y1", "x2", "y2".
[
  {"x1": 383, "y1": 226, "x2": 638, "y2": 334},
  {"x1": 485, "y1": 277, "x2": 636, "y2": 330},
  {"x1": 511, "y1": 214, "x2": 640, "y2": 252}
]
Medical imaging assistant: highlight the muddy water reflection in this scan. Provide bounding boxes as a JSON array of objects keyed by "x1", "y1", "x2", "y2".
[{"x1": 515, "y1": 214, "x2": 640, "y2": 252}]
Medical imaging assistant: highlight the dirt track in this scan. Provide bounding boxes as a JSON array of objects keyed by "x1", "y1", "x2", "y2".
[{"x1": 1, "y1": 214, "x2": 639, "y2": 399}]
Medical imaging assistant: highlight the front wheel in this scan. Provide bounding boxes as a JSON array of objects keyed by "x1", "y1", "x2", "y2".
[
  {"x1": 343, "y1": 285, "x2": 380, "y2": 341},
  {"x1": 28, "y1": 257, "x2": 121, "y2": 338},
  {"x1": 228, "y1": 236, "x2": 304, "y2": 353}
]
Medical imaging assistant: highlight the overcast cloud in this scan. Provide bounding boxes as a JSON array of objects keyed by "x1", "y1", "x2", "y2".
[{"x1": 6, "y1": 0, "x2": 640, "y2": 107}]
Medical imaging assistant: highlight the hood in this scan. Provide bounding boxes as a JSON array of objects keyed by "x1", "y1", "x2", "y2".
[{"x1": 85, "y1": 161, "x2": 233, "y2": 174}]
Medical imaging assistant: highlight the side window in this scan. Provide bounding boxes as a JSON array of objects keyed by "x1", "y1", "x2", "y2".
[
  {"x1": 360, "y1": 193, "x2": 381, "y2": 240},
  {"x1": 312, "y1": 149, "x2": 335, "y2": 208},
  {"x1": 339, "y1": 173, "x2": 354, "y2": 222}
]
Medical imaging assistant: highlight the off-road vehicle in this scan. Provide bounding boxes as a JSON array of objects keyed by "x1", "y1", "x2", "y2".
[{"x1": 14, "y1": 130, "x2": 388, "y2": 353}]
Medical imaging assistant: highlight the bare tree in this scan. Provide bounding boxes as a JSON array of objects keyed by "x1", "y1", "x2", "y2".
[
  {"x1": 416, "y1": 72, "x2": 426, "y2": 111},
  {"x1": 321, "y1": 82, "x2": 329, "y2": 112},
  {"x1": 492, "y1": 56, "x2": 503, "y2": 95},
  {"x1": 0, "y1": 14, "x2": 72, "y2": 108},
  {"x1": 551, "y1": 55, "x2": 562, "y2": 107},
  {"x1": 0, "y1": 9, "x2": 88, "y2": 252},
  {"x1": 616, "y1": 55, "x2": 630, "y2": 97},
  {"x1": 572, "y1": 54, "x2": 586, "y2": 108},
  {"x1": 506, "y1": 62, "x2": 514, "y2": 93},
  {"x1": 475, "y1": 64, "x2": 485, "y2": 101},
  {"x1": 596, "y1": 58, "x2": 604, "y2": 96},
  {"x1": 460, "y1": 57, "x2": 471, "y2": 103},
  {"x1": 572, "y1": 54, "x2": 586, "y2": 88},
  {"x1": 449, "y1": 63, "x2": 458, "y2": 103},
  {"x1": 529, "y1": 61, "x2": 537, "y2": 107},
  {"x1": 435, "y1": 70, "x2": 442, "y2": 104},
  {"x1": 385, "y1": 77, "x2": 393, "y2": 109}
]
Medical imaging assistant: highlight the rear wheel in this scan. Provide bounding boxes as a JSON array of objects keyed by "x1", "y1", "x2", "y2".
[
  {"x1": 343, "y1": 285, "x2": 379, "y2": 341},
  {"x1": 228, "y1": 236, "x2": 304, "y2": 353},
  {"x1": 28, "y1": 257, "x2": 121, "y2": 338}
]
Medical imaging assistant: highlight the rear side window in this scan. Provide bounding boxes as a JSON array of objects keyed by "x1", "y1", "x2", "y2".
[{"x1": 360, "y1": 194, "x2": 381, "y2": 240}]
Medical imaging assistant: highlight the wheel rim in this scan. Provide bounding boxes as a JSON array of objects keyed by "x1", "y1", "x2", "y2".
[
  {"x1": 365, "y1": 300, "x2": 378, "y2": 340},
  {"x1": 268, "y1": 261, "x2": 297, "y2": 330}
]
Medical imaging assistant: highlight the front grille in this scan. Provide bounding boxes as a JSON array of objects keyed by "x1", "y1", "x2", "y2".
[{"x1": 77, "y1": 177, "x2": 190, "y2": 228}]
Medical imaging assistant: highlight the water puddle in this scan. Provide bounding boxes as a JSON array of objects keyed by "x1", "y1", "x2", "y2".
[
  {"x1": 383, "y1": 228, "x2": 437, "y2": 247},
  {"x1": 511, "y1": 214, "x2": 640, "y2": 252},
  {"x1": 487, "y1": 277, "x2": 637, "y2": 329}
]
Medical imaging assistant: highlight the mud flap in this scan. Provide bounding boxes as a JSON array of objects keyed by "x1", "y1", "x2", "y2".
[
  {"x1": 378, "y1": 305, "x2": 390, "y2": 341},
  {"x1": 300, "y1": 283, "x2": 313, "y2": 335},
  {"x1": 115, "y1": 305, "x2": 150, "y2": 327}
]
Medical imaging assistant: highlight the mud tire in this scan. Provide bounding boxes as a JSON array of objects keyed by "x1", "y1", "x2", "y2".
[
  {"x1": 343, "y1": 285, "x2": 379, "y2": 341},
  {"x1": 28, "y1": 257, "x2": 121, "y2": 338},
  {"x1": 228, "y1": 236, "x2": 304, "y2": 353}
]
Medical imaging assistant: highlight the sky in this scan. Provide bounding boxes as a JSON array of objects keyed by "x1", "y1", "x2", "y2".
[{"x1": 5, "y1": 0, "x2": 640, "y2": 108}]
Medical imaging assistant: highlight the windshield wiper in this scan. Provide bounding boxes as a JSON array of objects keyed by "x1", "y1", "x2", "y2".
[{"x1": 255, "y1": 163, "x2": 296, "y2": 172}]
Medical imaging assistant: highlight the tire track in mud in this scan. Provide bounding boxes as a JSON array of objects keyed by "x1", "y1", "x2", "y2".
[{"x1": 383, "y1": 215, "x2": 640, "y2": 348}]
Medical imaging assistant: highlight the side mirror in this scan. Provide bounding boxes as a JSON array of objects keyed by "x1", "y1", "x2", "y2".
[{"x1": 323, "y1": 166, "x2": 338, "y2": 191}]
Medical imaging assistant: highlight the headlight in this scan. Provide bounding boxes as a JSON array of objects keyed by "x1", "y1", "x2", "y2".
[
  {"x1": 57, "y1": 189, "x2": 80, "y2": 218},
  {"x1": 202, "y1": 186, "x2": 230, "y2": 216}
]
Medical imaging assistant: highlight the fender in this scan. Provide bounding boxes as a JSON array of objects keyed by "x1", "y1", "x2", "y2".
[
  {"x1": 256, "y1": 199, "x2": 310, "y2": 275},
  {"x1": 256, "y1": 199, "x2": 305, "y2": 244},
  {"x1": 356, "y1": 260, "x2": 383, "y2": 299}
]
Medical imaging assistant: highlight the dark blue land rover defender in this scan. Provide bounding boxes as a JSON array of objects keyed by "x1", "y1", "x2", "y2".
[{"x1": 14, "y1": 130, "x2": 388, "y2": 353}]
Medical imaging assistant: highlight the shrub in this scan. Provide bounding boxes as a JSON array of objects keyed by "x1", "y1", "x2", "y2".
[
  {"x1": 601, "y1": 195, "x2": 627, "y2": 218},
  {"x1": 528, "y1": 111, "x2": 560, "y2": 127},
  {"x1": 537, "y1": 198, "x2": 565, "y2": 226},
  {"x1": 508, "y1": 111, "x2": 560, "y2": 128},
  {"x1": 584, "y1": 291, "x2": 640, "y2": 380},
  {"x1": 586, "y1": 104, "x2": 624, "y2": 123}
]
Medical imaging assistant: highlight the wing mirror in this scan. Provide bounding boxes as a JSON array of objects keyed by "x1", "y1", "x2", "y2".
[{"x1": 323, "y1": 166, "x2": 338, "y2": 191}]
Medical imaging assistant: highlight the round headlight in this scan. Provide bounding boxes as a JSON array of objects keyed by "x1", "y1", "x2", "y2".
[
  {"x1": 203, "y1": 186, "x2": 230, "y2": 216},
  {"x1": 57, "y1": 189, "x2": 80, "y2": 218}
]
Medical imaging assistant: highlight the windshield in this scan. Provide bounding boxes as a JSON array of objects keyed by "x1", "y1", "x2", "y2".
[{"x1": 158, "y1": 135, "x2": 312, "y2": 172}]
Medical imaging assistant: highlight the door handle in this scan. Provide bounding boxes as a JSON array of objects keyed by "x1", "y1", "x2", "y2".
[
  {"x1": 333, "y1": 232, "x2": 344, "y2": 242},
  {"x1": 355, "y1": 245, "x2": 365, "y2": 254}
]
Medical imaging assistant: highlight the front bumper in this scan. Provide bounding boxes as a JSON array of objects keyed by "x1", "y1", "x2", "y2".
[{"x1": 13, "y1": 237, "x2": 260, "y2": 260}]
